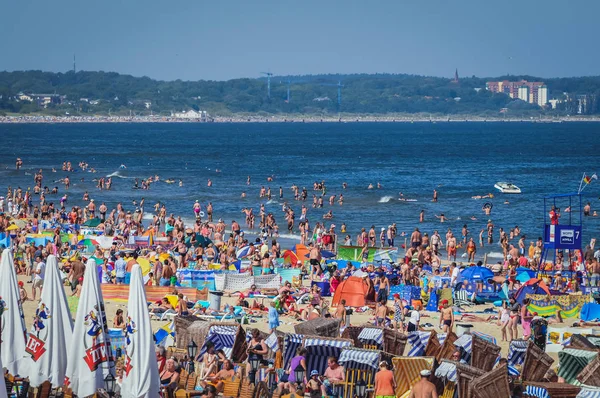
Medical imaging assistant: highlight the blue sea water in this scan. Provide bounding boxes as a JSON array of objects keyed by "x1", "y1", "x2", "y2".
[{"x1": 1, "y1": 122, "x2": 599, "y2": 256}]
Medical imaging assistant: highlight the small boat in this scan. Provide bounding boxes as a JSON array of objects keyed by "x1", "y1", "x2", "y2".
[{"x1": 494, "y1": 182, "x2": 522, "y2": 194}]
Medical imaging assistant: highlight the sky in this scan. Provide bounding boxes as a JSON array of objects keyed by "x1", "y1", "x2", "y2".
[{"x1": 1, "y1": 0, "x2": 599, "y2": 81}]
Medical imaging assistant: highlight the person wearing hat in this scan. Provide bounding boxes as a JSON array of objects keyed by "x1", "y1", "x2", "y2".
[
  {"x1": 410, "y1": 369, "x2": 436, "y2": 398},
  {"x1": 307, "y1": 370, "x2": 322, "y2": 398},
  {"x1": 374, "y1": 361, "x2": 396, "y2": 398},
  {"x1": 439, "y1": 299, "x2": 454, "y2": 333}
]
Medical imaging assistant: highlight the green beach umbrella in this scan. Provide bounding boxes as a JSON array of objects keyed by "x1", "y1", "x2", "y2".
[{"x1": 81, "y1": 218, "x2": 102, "y2": 228}]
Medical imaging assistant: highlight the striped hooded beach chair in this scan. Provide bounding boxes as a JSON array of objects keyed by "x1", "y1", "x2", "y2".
[
  {"x1": 453, "y1": 290, "x2": 473, "y2": 308},
  {"x1": 557, "y1": 348, "x2": 599, "y2": 385},
  {"x1": 507, "y1": 339, "x2": 529, "y2": 366}
]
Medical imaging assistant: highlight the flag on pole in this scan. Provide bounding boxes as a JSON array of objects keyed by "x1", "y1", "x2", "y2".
[
  {"x1": 65, "y1": 259, "x2": 113, "y2": 397},
  {"x1": 23, "y1": 255, "x2": 73, "y2": 387},
  {"x1": 578, "y1": 173, "x2": 598, "y2": 193},
  {"x1": 0, "y1": 249, "x2": 28, "y2": 376},
  {"x1": 121, "y1": 263, "x2": 160, "y2": 398}
]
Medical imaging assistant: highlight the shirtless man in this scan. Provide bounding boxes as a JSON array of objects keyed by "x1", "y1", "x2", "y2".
[
  {"x1": 432, "y1": 189, "x2": 438, "y2": 202},
  {"x1": 439, "y1": 299, "x2": 454, "y2": 333},
  {"x1": 375, "y1": 301, "x2": 388, "y2": 326},
  {"x1": 334, "y1": 299, "x2": 347, "y2": 329},
  {"x1": 410, "y1": 228, "x2": 422, "y2": 249},
  {"x1": 446, "y1": 233, "x2": 457, "y2": 261},
  {"x1": 409, "y1": 370, "x2": 437, "y2": 398}
]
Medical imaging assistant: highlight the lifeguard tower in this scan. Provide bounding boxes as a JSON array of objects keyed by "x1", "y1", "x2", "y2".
[{"x1": 539, "y1": 193, "x2": 583, "y2": 271}]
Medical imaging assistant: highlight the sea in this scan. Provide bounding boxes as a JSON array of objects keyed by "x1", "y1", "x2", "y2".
[{"x1": 1, "y1": 122, "x2": 599, "y2": 259}]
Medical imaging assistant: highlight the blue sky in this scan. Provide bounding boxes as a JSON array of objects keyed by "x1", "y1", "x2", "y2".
[{"x1": 1, "y1": 0, "x2": 598, "y2": 81}]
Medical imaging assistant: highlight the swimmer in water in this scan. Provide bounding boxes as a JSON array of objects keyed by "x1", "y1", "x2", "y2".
[
  {"x1": 323, "y1": 210, "x2": 333, "y2": 219},
  {"x1": 179, "y1": 180, "x2": 183, "y2": 187},
  {"x1": 120, "y1": 164, "x2": 126, "y2": 169},
  {"x1": 368, "y1": 184, "x2": 374, "y2": 189},
  {"x1": 377, "y1": 182, "x2": 382, "y2": 189},
  {"x1": 435, "y1": 214, "x2": 447, "y2": 222},
  {"x1": 241, "y1": 192, "x2": 246, "y2": 198},
  {"x1": 207, "y1": 179, "x2": 212, "y2": 187}
]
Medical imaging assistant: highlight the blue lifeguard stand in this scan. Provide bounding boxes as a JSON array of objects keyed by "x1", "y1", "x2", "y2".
[{"x1": 539, "y1": 193, "x2": 583, "y2": 271}]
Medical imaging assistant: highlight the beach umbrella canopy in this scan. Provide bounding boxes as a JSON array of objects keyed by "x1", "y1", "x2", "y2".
[
  {"x1": 23, "y1": 255, "x2": 73, "y2": 387},
  {"x1": 0, "y1": 249, "x2": 28, "y2": 376},
  {"x1": 458, "y1": 266, "x2": 494, "y2": 282},
  {"x1": 320, "y1": 250, "x2": 336, "y2": 259},
  {"x1": 6, "y1": 224, "x2": 19, "y2": 231},
  {"x1": 81, "y1": 218, "x2": 102, "y2": 228},
  {"x1": 65, "y1": 259, "x2": 112, "y2": 396},
  {"x1": 137, "y1": 257, "x2": 151, "y2": 276},
  {"x1": 121, "y1": 263, "x2": 160, "y2": 397},
  {"x1": 516, "y1": 267, "x2": 536, "y2": 278},
  {"x1": 196, "y1": 235, "x2": 213, "y2": 248},
  {"x1": 236, "y1": 245, "x2": 250, "y2": 258},
  {"x1": 77, "y1": 238, "x2": 99, "y2": 246}
]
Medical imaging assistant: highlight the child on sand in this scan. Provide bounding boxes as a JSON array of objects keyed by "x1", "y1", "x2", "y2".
[{"x1": 268, "y1": 301, "x2": 280, "y2": 333}]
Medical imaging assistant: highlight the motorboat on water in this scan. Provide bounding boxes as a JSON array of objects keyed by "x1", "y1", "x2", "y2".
[{"x1": 494, "y1": 182, "x2": 522, "y2": 194}]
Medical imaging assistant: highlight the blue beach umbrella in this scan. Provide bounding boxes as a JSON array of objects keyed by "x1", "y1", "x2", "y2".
[
  {"x1": 516, "y1": 272, "x2": 531, "y2": 283},
  {"x1": 458, "y1": 266, "x2": 494, "y2": 282}
]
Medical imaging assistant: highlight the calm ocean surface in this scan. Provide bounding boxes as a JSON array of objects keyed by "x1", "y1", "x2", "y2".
[{"x1": 1, "y1": 122, "x2": 599, "y2": 256}]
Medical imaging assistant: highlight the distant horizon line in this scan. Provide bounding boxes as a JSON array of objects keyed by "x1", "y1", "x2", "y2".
[{"x1": 2, "y1": 68, "x2": 600, "y2": 83}]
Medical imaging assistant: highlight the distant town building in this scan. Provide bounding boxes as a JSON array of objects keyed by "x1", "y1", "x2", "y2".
[
  {"x1": 173, "y1": 109, "x2": 207, "y2": 119},
  {"x1": 537, "y1": 85, "x2": 548, "y2": 107},
  {"x1": 518, "y1": 86, "x2": 529, "y2": 102},
  {"x1": 548, "y1": 99, "x2": 559, "y2": 109},
  {"x1": 452, "y1": 69, "x2": 459, "y2": 83},
  {"x1": 485, "y1": 80, "x2": 546, "y2": 106}
]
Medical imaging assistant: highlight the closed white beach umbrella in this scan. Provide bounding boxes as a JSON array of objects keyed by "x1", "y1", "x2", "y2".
[
  {"x1": 65, "y1": 259, "x2": 112, "y2": 396},
  {"x1": 0, "y1": 354, "x2": 7, "y2": 398},
  {"x1": 121, "y1": 263, "x2": 160, "y2": 398},
  {"x1": 23, "y1": 255, "x2": 73, "y2": 387},
  {"x1": 0, "y1": 249, "x2": 27, "y2": 376}
]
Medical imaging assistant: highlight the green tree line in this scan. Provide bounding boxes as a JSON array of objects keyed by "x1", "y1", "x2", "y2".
[{"x1": 1, "y1": 70, "x2": 599, "y2": 116}]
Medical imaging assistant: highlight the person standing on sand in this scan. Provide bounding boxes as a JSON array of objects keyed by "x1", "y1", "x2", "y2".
[
  {"x1": 439, "y1": 299, "x2": 454, "y2": 333},
  {"x1": 32, "y1": 255, "x2": 46, "y2": 301},
  {"x1": 374, "y1": 361, "x2": 396, "y2": 398},
  {"x1": 409, "y1": 370, "x2": 437, "y2": 398}
]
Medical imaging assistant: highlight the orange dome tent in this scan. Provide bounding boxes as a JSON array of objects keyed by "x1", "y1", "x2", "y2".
[{"x1": 331, "y1": 276, "x2": 370, "y2": 307}]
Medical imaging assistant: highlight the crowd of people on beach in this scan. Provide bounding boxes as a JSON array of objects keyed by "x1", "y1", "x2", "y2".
[{"x1": 4, "y1": 159, "x2": 600, "y2": 398}]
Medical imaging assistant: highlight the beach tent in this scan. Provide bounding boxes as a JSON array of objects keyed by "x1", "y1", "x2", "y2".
[
  {"x1": 331, "y1": 276, "x2": 370, "y2": 307},
  {"x1": 580, "y1": 303, "x2": 600, "y2": 322},
  {"x1": 283, "y1": 250, "x2": 299, "y2": 265},
  {"x1": 516, "y1": 267, "x2": 537, "y2": 278},
  {"x1": 516, "y1": 271, "x2": 532, "y2": 283},
  {"x1": 514, "y1": 278, "x2": 551, "y2": 304},
  {"x1": 294, "y1": 244, "x2": 310, "y2": 262},
  {"x1": 302, "y1": 336, "x2": 352, "y2": 375}
]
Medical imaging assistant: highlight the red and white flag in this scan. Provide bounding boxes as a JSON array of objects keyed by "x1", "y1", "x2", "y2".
[
  {"x1": 121, "y1": 263, "x2": 160, "y2": 398},
  {"x1": 23, "y1": 255, "x2": 73, "y2": 387},
  {"x1": 65, "y1": 259, "x2": 112, "y2": 396},
  {"x1": 0, "y1": 249, "x2": 28, "y2": 376}
]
